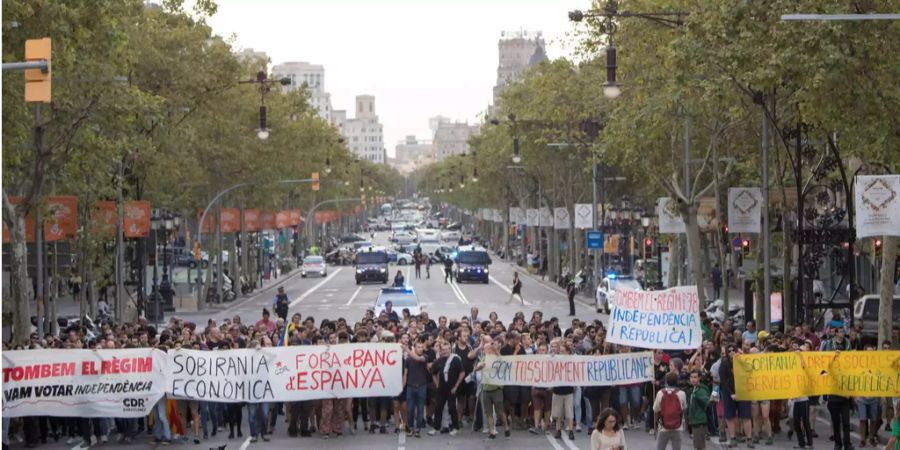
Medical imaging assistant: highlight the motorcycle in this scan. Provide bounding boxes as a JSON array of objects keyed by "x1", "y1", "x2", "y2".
[{"x1": 240, "y1": 275, "x2": 254, "y2": 295}]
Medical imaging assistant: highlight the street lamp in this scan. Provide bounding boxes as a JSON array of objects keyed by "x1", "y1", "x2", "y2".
[
  {"x1": 512, "y1": 136, "x2": 522, "y2": 164},
  {"x1": 472, "y1": 167, "x2": 479, "y2": 183},
  {"x1": 603, "y1": 46, "x2": 621, "y2": 99},
  {"x1": 325, "y1": 157, "x2": 332, "y2": 174}
]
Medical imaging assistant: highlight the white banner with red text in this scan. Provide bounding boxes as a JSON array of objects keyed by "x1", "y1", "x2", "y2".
[
  {"x1": 606, "y1": 286, "x2": 703, "y2": 350},
  {"x1": 480, "y1": 352, "x2": 653, "y2": 387},
  {"x1": 168, "y1": 343, "x2": 403, "y2": 402},
  {"x1": 2, "y1": 348, "x2": 168, "y2": 418}
]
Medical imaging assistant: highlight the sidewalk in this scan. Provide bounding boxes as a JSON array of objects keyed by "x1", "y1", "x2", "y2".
[{"x1": 52, "y1": 267, "x2": 305, "y2": 317}]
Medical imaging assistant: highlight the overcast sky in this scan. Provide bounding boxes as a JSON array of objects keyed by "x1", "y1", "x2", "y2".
[{"x1": 202, "y1": 0, "x2": 588, "y2": 156}]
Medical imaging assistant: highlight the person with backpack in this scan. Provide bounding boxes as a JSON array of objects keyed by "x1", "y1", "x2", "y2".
[
  {"x1": 654, "y1": 371, "x2": 687, "y2": 450},
  {"x1": 687, "y1": 370, "x2": 711, "y2": 450}
]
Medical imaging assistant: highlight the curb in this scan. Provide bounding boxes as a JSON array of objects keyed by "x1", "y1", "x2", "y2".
[{"x1": 195, "y1": 268, "x2": 305, "y2": 313}]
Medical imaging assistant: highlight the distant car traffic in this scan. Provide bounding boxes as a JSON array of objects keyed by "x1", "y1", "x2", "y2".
[
  {"x1": 416, "y1": 229, "x2": 441, "y2": 243},
  {"x1": 441, "y1": 230, "x2": 461, "y2": 242},
  {"x1": 300, "y1": 255, "x2": 327, "y2": 278},
  {"x1": 374, "y1": 287, "x2": 421, "y2": 317},
  {"x1": 391, "y1": 230, "x2": 417, "y2": 244},
  {"x1": 595, "y1": 274, "x2": 643, "y2": 313}
]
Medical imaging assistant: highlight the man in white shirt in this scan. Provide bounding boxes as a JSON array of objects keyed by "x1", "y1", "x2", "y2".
[{"x1": 653, "y1": 372, "x2": 688, "y2": 450}]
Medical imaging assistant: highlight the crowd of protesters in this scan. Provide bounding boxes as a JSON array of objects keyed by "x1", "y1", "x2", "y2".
[{"x1": 3, "y1": 300, "x2": 900, "y2": 450}]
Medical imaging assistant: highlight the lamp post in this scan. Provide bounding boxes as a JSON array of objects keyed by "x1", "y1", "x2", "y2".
[
  {"x1": 237, "y1": 70, "x2": 291, "y2": 140},
  {"x1": 149, "y1": 217, "x2": 161, "y2": 321}
]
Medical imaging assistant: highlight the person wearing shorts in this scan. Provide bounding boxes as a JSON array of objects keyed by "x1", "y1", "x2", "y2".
[
  {"x1": 473, "y1": 335, "x2": 510, "y2": 439},
  {"x1": 531, "y1": 387, "x2": 553, "y2": 434},
  {"x1": 551, "y1": 341, "x2": 576, "y2": 440},
  {"x1": 858, "y1": 396, "x2": 881, "y2": 446},
  {"x1": 720, "y1": 345, "x2": 753, "y2": 447}
]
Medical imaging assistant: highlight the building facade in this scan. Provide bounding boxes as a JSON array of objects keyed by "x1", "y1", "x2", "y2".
[
  {"x1": 271, "y1": 61, "x2": 334, "y2": 124},
  {"x1": 432, "y1": 122, "x2": 479, "y2": 162},
  {"x1": 492, "y1": 30, "x2": 547, "y2": 105},
  {"x1": 392, "y1": 135, "x2": 434, "y2": 174},
  {"x1": 336, "y1": 95, "x2": 386, "y2": 164}
]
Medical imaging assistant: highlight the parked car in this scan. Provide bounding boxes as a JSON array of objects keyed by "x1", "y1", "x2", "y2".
[
  {"x1": 300, "y1": 255, "x2": 327, "y2": 278},
  {"x1": 853, "y1": 294, "x2": 900, "y2": 341},
  {"x1": 595, "y1": 274, "x2": 643, "y2": 313},
  {"x1": 374, "y1": 287, "x2": 422, "y2": 317}
]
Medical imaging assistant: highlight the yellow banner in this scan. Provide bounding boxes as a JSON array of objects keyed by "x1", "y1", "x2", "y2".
[{"x1": 734, "y1": 351, "x2": 900, "y2": 401}]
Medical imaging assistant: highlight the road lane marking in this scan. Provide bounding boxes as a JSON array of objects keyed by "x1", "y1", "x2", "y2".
[
  {"x1": 237, "y1": 436, "x2": 252, "y2": 450},
  {"x1": 562, "y1": 432, "x2": 581, "y2": 450},
  {"x1": 346, "y1": 286, "x2": 363, "y2": 305},
  {"x1": 449, "y1": 279, "x2": 470, "y2": 304},
  {"x1": 290, "y1": 268, "x2": 343, "y2": 307},
  {"x1": 545, "y1": 434, "x2": 566, "y2": 450},
  {"x1": 489, "y1": 275, "x2": 532, "y2": 305}
]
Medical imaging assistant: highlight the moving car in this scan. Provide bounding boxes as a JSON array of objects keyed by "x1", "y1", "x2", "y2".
[
  {"x1": 454, "y1": 247, "x2": 491, "y2": 283},
  {"x1": 391, "y1": 230, "x2": 417, "y2": 244},
  {"x1": 595, "y1": 274, "x2": 643, "y2": 313},
  {"x1": 355, "y1": 248, "x2": 389, "y2": 284},
  {"x1": 300, "y1": 255, "x2": 327, "y2": 278},
  {"x1": 374, "y1": 287, "x2": 422, "y2": 317},
  {"x1": 441, "y1": 230, "x2": 461, "y2": 242},
  {"x1": 853, "y1": 294, "x2": 900, "y2": 340},
  {"x1": 416, "y1": 229, "x2": 441, "y2": 243}
]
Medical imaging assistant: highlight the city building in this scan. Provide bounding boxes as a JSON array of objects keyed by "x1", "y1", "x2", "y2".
[
  {"x1": 337, "y1": 95, "x2": 386, "y2": 164},
  {"x1": 492, "y1": 30, "x2": 547, "y2": 105},
  {"x1": 432, "y1": 122, "x2": 479, "y2": 162},
  {"x1": 271, "y1": 61, "x2": 333, "y2": 124},
  {"x1": 236, "y1": 48, "x2": 268, "y2": 71},
  {"x1": 392, "y1": 135, "x2": 434, "y2": 174}
]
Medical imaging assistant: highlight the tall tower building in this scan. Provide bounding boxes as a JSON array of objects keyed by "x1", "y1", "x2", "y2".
[
  {"x1": 338, "y1": 95, "x2": 385, "y2": 164},
  {"x1": 492, "y1": 30, "x2": 547, "y2": 104}
]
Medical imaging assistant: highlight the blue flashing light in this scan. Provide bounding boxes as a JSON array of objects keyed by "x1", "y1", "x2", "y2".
[{"x1": 607, "y1": 272, "x2": 617, "y2": 280}]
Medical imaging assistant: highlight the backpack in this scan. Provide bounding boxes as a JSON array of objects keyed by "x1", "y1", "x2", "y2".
[{"x1": 659, "y1": 388, "x2": 683, "y2": 430}]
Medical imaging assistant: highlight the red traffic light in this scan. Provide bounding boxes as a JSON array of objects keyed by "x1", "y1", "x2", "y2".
[
  {"x1": 644, "y1": 238, "x2": 653, "y2": 246},
  {"x1": 875, "y1": 239, "x2": 882, "y2": 248},
  {"x1": 742, "y1": 239, "x2": 750, "y2": 248}
]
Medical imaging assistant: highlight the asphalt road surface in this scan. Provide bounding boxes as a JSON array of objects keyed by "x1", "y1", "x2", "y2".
[{"x1": 175, "y1": 232, "x2": 603, "y2": 328}]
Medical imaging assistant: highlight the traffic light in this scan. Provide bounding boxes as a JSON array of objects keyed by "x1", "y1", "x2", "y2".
[
  {"x1": 311, "y1": 171, "x2": 320, "y2": 191},
  {"x1": 644, "y1": 238, "x2": 654, "y2": 257},
  {"x1": 741, "y1": 239, "x2": 751, "y2": 257},
  {"x1": 25, "y1": 38, "x2": 51, "y2": 103}
]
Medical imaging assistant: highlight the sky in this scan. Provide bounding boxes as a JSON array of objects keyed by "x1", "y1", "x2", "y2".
[{"x1": 201, "y1": 0, "x2": 590, "y2": 157}]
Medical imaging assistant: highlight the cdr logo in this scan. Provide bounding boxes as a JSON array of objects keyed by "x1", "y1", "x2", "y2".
[{"x1": 122, "y1": 398, "x2": 145, "y2": 408}]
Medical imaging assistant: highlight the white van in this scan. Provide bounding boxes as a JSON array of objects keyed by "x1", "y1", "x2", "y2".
[{"x1": 853, "y1": 294, "x2": 900, "y2": 341}]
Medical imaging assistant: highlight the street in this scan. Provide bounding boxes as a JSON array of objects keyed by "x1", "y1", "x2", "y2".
[
  {"x1": 12, "y1": 416, "x2": 854, "y2": 450},
  {"x1": 176, "y1": 232, "x2": 602, "y2": 328}
]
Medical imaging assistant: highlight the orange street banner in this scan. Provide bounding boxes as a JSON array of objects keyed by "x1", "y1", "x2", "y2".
[
  {"x1": 243, "y1": 209, "x2": 260, "y2": 232},
  {"x1": 44, "y1": 196, "x2": 78, "y2": 241},
  {"x1": 288, "y1": 209, "x2": 302, "y2": 226},
  {"x1": 92, "y1": 201, "x2": 117, "y2": 238},
  {"x1": 734, "y1": 351, "x2": 900, "y2": 401},
  {"x1": 197, "y1": 209, "x2": 218, "y2": 234},
  {"x1": 220, "y1": 208, "x2": 240, "y2": 233},
  {"x1": 124, "y1": 201, "x2": 151, "y2": 238},
  {"x1": 275, "y1": 211, "x2": 290, "y2": 229},
  {"x1": 259, "y1": 211, "x2": 276, "y2": 230}
]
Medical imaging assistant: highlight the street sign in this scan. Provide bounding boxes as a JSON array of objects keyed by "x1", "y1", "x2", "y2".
[{"x1": 587, "y1": 231, "x2": 603, "y2": 249}]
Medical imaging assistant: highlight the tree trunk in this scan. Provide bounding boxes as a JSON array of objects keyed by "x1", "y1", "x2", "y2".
[
  {"x1": 668, "y1": 236, "x2": 681, "y2": 289},
  {"x1": 781, "y1": 211, "x2": 793, "y2": 327},
  {"x1": 681, "y1": 202, "x2": 708, "y2": 308},
  {"x1": 878, "y1": 235, "x2": 897, "y2": 346},
  {"x1": 4, "y1": 209, "x2": 32, "y2": 346}
]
